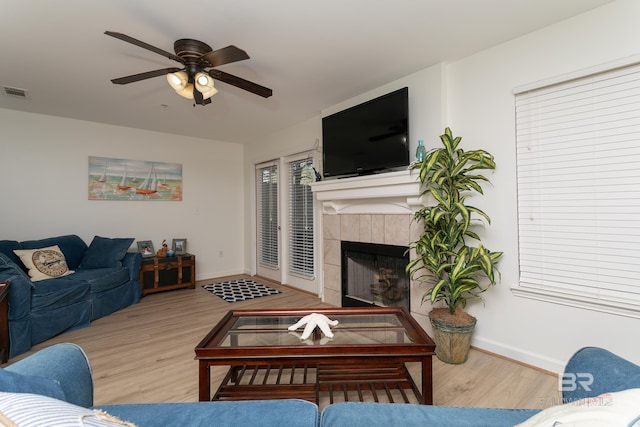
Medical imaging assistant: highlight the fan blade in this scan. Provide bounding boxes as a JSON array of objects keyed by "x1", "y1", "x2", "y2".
[
  {"x1": 208, "y1": 69, "x2": 272, "y2": 98},
  {"x1": 202, "y1": 45, "x2": 250, "y2": 68},
  {"x1": 111, "y1": 68, "x2": 182, "y2": 84},
  {"x1": 105, "y1": 31, "x2": 184, "y2": 64}
]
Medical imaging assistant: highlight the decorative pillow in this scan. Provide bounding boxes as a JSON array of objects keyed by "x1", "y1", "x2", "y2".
[
  {"x1": 13, "y1": 245, "x2": 74, "y2": 282},
  {"x1": 516, "y1": 388, "x2": 640, "y2": 426},
  {"x1": 0, "y1": 392, "x2": 137, "y2": 426},
  {"x1": 80, "y1": 236, "x2": 134, "y2": 269}
]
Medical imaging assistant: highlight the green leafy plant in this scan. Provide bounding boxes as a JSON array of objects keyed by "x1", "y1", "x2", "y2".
[{"x1": 407, "y1": 127, "x2": 502, "y2": 315}]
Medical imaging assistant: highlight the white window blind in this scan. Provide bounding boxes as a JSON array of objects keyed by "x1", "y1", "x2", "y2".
[
  {"x1": 514, "y1": 61, "x2": 640, "y2": 317},
  {"x1": 257, "y1": 163, "x2": 279, "y2": 270},
  {"x1": 288, "y1": 158, "x2": 315, "y2": 278}
]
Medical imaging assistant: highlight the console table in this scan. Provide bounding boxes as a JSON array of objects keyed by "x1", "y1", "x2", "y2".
[{"x1": 139, "y1": 253, "x2": 195, "y2": 296}]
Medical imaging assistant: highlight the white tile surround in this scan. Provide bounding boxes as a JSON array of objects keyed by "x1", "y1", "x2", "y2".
[{"x1": 311, "y1": 169, "x2": 434, "y2": 331}]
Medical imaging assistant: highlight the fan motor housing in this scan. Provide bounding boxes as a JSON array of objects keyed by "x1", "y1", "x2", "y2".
[{"x1": 174, "y1": 39, "x2": 212, "y2": 58}]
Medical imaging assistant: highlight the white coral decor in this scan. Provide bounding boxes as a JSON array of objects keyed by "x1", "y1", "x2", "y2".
[{"x1": 288, "y1": 313, "x2": 339, "y2": 340}]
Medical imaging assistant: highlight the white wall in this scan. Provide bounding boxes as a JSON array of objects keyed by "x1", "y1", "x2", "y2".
[
  {"x1": 446, "y1": 0, "x2": 640, "y2": 371},
  {"x1": 242, "y1": 64, "x2": 447, "y2": 292},
  {"x1": 0, "y1": 108, "x2": 245, "y2": 280},
  {"x1": 244, "y1": 0, "x2": 640, "y2": 371}
]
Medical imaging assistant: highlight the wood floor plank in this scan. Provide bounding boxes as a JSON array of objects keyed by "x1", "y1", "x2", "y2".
[{"x1": 8, "y1": 275, "x2": 560, "y2": 409}]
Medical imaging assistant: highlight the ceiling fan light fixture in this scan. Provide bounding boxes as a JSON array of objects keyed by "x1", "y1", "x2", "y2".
[
  {"x1": 195, "y1": 72, "x2": 217, "y2": 99},
  {"x1": 196, "y1": 73, "x2": 210, "y2": 86},
  {"x1": 166, "y1": 71, "x2": 189, "y2": 91},
  {"x1": 175, "y1": 83, "x2": 195, "y2": 99}
]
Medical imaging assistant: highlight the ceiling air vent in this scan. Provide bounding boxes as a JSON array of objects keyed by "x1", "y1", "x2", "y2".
[{"x1": 3, "y1": 86, "x2": 28, "y2": 99}]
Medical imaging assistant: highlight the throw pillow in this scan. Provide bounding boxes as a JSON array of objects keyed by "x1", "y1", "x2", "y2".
[
  {"x1": 515, "y1": 388, "x2": 640, "y2": 427},
  {"x1": 0, "y1": 392, "x2": 137, "y2": 427},
  {"x1": 13, "y1": 245, "x2": 74, "y2": 282},
  {"x1": 80, "y1": 236, "x2": 134, "y2": 269}
]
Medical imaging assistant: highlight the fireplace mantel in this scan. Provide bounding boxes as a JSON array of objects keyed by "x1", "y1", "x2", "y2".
[{"x1": 311, "y1": 169, "x2": 424, "y2": 214}]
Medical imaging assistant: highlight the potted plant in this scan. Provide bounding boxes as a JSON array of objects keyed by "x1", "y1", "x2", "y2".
[{"x1": 407, "y1": 127, "x2": 502, "y2": 364}]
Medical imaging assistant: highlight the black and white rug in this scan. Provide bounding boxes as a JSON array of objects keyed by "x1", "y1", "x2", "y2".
[{"x1": 202, "y1": 278, "x2": 281, "y2": 303}]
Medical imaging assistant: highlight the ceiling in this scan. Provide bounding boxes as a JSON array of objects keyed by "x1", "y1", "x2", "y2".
[{"x1": 0, "y1": 0, "x2": 615, "y2": 144}]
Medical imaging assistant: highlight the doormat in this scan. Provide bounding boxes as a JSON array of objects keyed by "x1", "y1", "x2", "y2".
[{"x1": 202, "y1": 278, "x2": 281, "y2": 303}]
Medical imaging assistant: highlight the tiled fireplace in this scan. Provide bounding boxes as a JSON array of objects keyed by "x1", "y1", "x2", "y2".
[{"x1": 311, "y1": 170, "x2": 433, "y2": 329}]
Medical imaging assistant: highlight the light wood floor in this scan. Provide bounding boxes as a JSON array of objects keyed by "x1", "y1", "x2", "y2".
[{"x1": 10, "y1": 275, "x2": 559, "y2": 409}]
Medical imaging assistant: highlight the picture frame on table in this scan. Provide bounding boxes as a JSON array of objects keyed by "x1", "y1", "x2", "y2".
[
  {"x1": 137, "y1": 241, "x2": 155, "y2": 258},
  {"x1": 172, "y1": 238, "x2": 187, "y2": 255}
]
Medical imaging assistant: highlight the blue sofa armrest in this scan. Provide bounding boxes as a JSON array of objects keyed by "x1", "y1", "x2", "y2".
[
  {"x1": 4, "y1": 343, "x2": 94, "y2": 407},
  {"x1": 562, "y1": 346, "x2": 640, "y2": 402},
  {"x1": 122, "y1": 251, "x2": 142, "y2": 283},
  {"x1": 0, "y1": 253, "x2": 32, "y2": 320},
  {"x1": 123, "y1": 251, "x2": 142, "y2": 302}
]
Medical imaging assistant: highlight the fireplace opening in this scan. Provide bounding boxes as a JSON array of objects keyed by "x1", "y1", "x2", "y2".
[{"x1": 341, "y1": 241, "x2": 410, "y2": 310}]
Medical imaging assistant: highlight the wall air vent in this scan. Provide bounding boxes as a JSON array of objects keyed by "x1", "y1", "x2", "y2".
[{"x1": 2, "y1": 86, "x2": 28, "y2": 99}]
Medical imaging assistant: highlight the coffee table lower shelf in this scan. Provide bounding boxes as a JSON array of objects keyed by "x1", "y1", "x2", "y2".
[{"x1": 212, "y1": 363, "x2": 422, "y2": 405}]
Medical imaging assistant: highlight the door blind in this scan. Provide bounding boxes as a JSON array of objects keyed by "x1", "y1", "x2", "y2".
[
  {"x1": 514, "y1": 61, "x2": 640, "y2": 314},
  {"x1": 257, "y1": 163, "x2": 279, "y2": 270},
  {"x1": 288, "y1": 158, "x2": 315, "y2": 278}
]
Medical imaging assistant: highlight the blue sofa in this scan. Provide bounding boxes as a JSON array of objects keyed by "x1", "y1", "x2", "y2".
[
  {"x1": 0, "y1": 343, "x2": 638, "y2": 426},
  {"x1": 0, "y1": 235, "x2": 142, "y2": 358}
]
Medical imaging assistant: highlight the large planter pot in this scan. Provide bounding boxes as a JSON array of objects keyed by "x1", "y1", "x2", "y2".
[{"x1": 429, "y1": 309, "x2": 477, "y2": 364}]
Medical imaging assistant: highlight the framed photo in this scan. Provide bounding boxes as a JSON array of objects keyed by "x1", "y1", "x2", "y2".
[
  {"x1": 137, "y1": 240, "x2": 155, "y2": 258},
  {"x1": 172, "y1": 238, "x2": 187, "y2": 255}
]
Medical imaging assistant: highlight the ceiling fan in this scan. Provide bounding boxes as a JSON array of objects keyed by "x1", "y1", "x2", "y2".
[{"x1": 105, "y1": 31, "x2": 272, "y2": 105}]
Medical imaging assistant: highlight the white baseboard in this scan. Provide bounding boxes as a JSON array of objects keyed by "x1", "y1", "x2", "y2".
[
  {"x1": 196, "y1": 269, "x2": 246, "y2": 282},
  {"x1": 472, "y1": 336, "x2": 565, "y2": 374}
]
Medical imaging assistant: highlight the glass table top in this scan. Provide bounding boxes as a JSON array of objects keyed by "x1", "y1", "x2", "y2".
[{"x1": 213, "y1": 311, "x2": 419, "y2": 348}]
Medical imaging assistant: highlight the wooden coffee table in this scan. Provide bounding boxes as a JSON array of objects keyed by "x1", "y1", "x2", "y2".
[{"x1": 195, "y1": 306, "x2": 435, "y2": 406}]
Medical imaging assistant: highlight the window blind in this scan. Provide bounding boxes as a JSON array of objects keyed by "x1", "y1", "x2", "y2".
[
  {"x1": 257, "y1": 163, "x2": 279, "y2": 270},
  {"x1": 514, "y1": 61, "x2": 640, "y2": 316},
  {"x1": 288, "y1": 158, "x2": 315, "y2": 278}
]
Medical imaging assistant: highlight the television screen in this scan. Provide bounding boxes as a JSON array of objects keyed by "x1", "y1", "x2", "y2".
[{"x1": 322, "y1": 87, "x2": 409, "y2": 178}]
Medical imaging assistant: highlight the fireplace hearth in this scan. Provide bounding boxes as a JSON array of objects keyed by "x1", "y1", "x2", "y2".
[{"x1": 341, "y1": 241, "x2": 410, "y2": 310}]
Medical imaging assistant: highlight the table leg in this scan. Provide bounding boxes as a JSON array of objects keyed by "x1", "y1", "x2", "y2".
[
  {"x1": 199, "y1": 361, "x2": 210, "y2": 401},
  {"x1": 422, "y1": 356, "x2": 433, "y2": 404}
]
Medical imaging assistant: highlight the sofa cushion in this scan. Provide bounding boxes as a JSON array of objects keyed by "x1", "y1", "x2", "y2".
[
  {"x1": 21, "y1": 235, "x2": 87, "y2": 270},
  {"x1": 13, "y1": 245, "x2": 74, "y2": 282},
  {"x1": 73, "y1": 267, "x2": 129, "y2": 293},
  {"x1": 31, "y1": 277, "x2": 89, "y2": 312},
  {"x1": 320, "y1": 402, "x2": 539, "y2": 427},
  {"x1": 0, "y1": 392, "x2": 137, "y2": 427},
  {"x1": 81, "y1": 236, "x2": 134, "y2": 269},
  {"x1": 0, "y1": 369, "x2": 65, "y2": 401}
]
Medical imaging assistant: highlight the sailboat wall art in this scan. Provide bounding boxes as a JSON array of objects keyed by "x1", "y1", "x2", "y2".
[{"x1": 88, "y1": 156, "x2": 182, "y2": 201}]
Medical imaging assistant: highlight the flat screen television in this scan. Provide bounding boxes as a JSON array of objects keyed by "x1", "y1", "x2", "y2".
[{"x1": 322, "y1": 87, "x2": 409, "y2": 178}]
